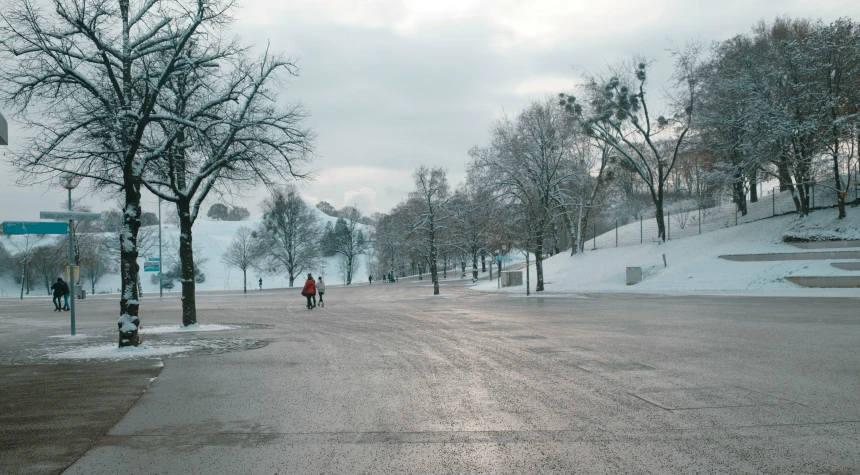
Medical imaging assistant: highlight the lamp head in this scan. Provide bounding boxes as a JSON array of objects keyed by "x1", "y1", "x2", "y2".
[{"x1": 59, "y1": 173, "x2": 82, "y2": 190}]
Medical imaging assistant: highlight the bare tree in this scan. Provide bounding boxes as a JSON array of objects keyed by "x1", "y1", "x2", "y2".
[
  {"x1": 471, "y1": 100, "x2": 578, "y2": 292},
  {"x1": 4, "y1": 234, "x2": 45, "y2": 299},
  {"x1": 143, "y1": 42, "x2": 313, "y2": 326},
  {"x1": 259, "y1": 187, "x2": 321, "y2": 287},
  {"x1": 408, "y1": 166, "x2": 450, "y2": 295},
  {"x1": 0, "y1": 0, "x2": 234, "y2": 346},
  {"x1": 562, "y1": 44, "x2": 703, "y2": 241},
  {"x1": 327, "y1": 207, "x2": 369, "y2": 286},
  {"x1": 221, "y1": 226, "x2": 261, "y2": 294}
]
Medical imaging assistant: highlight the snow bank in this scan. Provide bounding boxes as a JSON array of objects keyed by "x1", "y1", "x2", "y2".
[
  {"x1": 48, "y1": 344, "x2": 192, "y2": 360},
  {"x1": 140, "y1": 323, "x2": 237, "y2": 334},
  {"x1": 473, "y1": 211, "x2": 860, "y2": 296},
  {"x1": 782, "y1": 211, "x2": 860, "y2": 242}
]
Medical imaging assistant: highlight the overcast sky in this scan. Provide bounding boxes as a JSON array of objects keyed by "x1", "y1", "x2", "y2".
[{"x1": 2, "y1": 0, "x2": 858, "y2": 221}]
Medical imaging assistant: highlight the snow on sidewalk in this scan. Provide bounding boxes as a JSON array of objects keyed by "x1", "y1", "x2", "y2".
[
  {"x1": 48, "y1": 344, "x2": 192, "y2": 360},
  {"x1": 473, "y1": 211, "x2": 860, "y2": 296},
  {"x1": 140, "y1": 323, "x2": 237, "y2": 334}
]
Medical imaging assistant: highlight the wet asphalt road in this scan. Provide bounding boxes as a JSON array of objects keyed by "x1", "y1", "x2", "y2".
[{"x1": 1, "y1": 278, "x2": 859, "y2": 474}]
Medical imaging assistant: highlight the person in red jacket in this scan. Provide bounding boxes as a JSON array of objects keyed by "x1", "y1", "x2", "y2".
[{"x1": 301, "y1": 273, "x2": 317, "y2": 309}]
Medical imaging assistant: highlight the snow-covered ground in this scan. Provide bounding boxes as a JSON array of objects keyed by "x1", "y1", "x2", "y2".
[
  {"x1": 474, "y1": 209, "x2": 860, "y2": 297},
  {"x1": 0, "y1": 208, "x2": 370, "y2": 297}
]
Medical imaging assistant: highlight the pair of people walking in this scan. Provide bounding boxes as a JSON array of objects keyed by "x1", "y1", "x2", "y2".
[
  {"x1": 50, "y1": 278, "x2": 70, "y2": 312},
  {"x1": 301, "y1": 274, "x2": 325, "y2": 309}
]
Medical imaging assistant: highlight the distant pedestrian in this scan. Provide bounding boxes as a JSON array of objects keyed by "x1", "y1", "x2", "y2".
[
  {"x1": 301, "y1": 273, "x2": 317, "y2": 309},
  {"x1": 259, "y1": 278, "x2": 263, "y2": 290},
  {"x1": 50, "y1": 278, "x2": 64, "y2": 312},
  {"x1": 368, "y1": 274, "x2": 373, "y2": 285},
  {"x1": 317, "y1": 276, "x2": 325, "y2": 307}
]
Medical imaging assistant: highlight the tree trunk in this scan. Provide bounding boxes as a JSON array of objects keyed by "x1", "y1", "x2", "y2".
[
  {"x1": 471, "y1": 252, "x2": 478, "y2": 281},
  {"x1": 749, "y1": 172, "x2": 758, "y2": 203},
  {"x1": 654, "y1": 202, "x2": 666, "y2": 242},
  {"x1": 289, "y1": 275, "x2": 294, "y2": 287},
  {"x1": 243, "y1": 267, "x2": 247, "y2": 294},
  {"x1": 834, "y1": 151, "x2": 846, "y2": 219},
  {"x1": 535, "y1": 235, "x2": 544, "y2": 292},
  {"x1": 118, "y1": 184, "x2": 142, "y2": 348},
  {"x1": 481, "y1": 254, "x2": 486, "y2": 273},
  {"x1": 177, "y1": 200, "x2": 197, "y2": 327},
  {"x1": 19, "y1": 262, "x2": 25, "y2": 300},
  {"x1": 346, "y1": 256, "x2": 353, "y2": 285},
  {"x1": 525, "y1": 253, "x2": 530, "y2": 296}
]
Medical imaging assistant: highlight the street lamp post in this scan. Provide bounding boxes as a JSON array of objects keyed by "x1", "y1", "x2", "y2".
[
  {"x1": 59, "y1": 173, "x2": 82, "y2": 335},
  {"x1": 158, "y1": 197, "x2": 163, "y2": 298}
]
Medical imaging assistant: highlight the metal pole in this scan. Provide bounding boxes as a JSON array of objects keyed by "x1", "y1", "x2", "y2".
[
  {"x1": 158, "y1": 198, "x2": 163, "y2": 298},
  {"x1": 640, "y1": 216, "x2": 643, "y2": 244},
  {"x1": 615, "y1": 219, "x2": 618, "y2": 247},
  {"x1": 667, "y1": 210, "x2": 670, "y2": 240},
  {"x1": 67, "y1": 189, "x2": 75, "y2": 336},
  {"x1": 698, "y1": 206, "x2": 701, "y2": 235},
  {"x1": 772, "y1": 188, "x2": 775, "y2": 216}
]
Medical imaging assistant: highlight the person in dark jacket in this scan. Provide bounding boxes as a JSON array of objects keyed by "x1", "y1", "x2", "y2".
[
  {"x1": 50, "y1": 278, "x2": 65, "y2": 311},
  {"x1": 61, "y1": 279, "x2": 70, "y2": 310},
  {"x1": 301, "y1": 274, "x2": 317, "y2": 309}
]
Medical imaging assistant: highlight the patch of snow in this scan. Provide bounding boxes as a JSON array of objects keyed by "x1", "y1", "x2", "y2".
[
  {"x1": 48, "y1": 344, "x2": 192, "y2": 360},
  {"x1": 140, "y1": 323, "x2": 237, "y2": 334},
  {"x1": 48, "y1": 334, "x2": 90, "y2": 339}
]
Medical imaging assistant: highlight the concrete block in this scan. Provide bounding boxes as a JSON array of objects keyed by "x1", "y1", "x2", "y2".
[
  {"x1": 500, "y1": 271, "x2": 523, "y2": 287},
  {"x1": 626, "y1": 267, "x2": 642, "y2": 285}
]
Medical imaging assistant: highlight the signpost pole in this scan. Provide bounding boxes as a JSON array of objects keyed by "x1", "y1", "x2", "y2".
[
  {"x1": 158, "y1": 198, "x2": 163, "y2": 298},
  {"x1": 67, "y1": 189, "x2": 76, "y2": 336}
]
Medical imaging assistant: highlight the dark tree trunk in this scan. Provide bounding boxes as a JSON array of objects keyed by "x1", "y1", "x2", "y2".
[
  {"x1": 471, "y1": 252, "x2": 478, "y2": 281},
  {"x1": 535, "y1": 235, "x2": 544, "y2": 292},
  {"x1": 177, "y1": 200, "x2": 197, "y2": 327},
  {"x1": 118, "y1": 183, "x2": 142, "y2": 348},
  {"x1": 834, "y1": 150, "x2": 846, "y2": 219},
  {"x1": 289, "y1": 275, "x2": 295, "y2": 287},
  {"x1": 481, "y1": 254, "x2": 486, "y2": 272},
  {"x1": 749, "y1": 172, "x2": 758, "y2": 203},
  {"x1": 654, "y1": 197, "x2": 666, "y2": 242},
  {"x1": 733, "y1": 176, "x2": 748, "y2": 217},
  {"x1": 525, "y1": 253, "x2": 530, "y2": 296},
  {"x1": 243, "y1": 268, "x2": 247, "y2": 294}
]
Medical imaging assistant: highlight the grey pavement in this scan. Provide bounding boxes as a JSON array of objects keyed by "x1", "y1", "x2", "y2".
[{"x1": 1, "y1": 279, "x2": 859, "y2": 474}]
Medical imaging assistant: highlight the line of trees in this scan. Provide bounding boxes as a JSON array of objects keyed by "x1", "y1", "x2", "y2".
[
  {"x1": 220, "y1": 186, "x2": 369, "y2": 293},
  {"x1": 370, "y1": 16, "x2": 859, "y2": 295}
]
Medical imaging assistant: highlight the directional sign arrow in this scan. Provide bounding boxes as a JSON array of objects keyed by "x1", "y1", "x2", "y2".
[{"x1": 40, "y1": 211, "x2": 101, "y2": 221}]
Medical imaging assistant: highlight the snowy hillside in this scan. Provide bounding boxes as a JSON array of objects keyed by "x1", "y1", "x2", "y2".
[
  {"x1": 0, "y1": 207, "x2": 371, "y2": 297},
  {"x1": 474, "y1": 209, "x2": 860, "y2": 296}
]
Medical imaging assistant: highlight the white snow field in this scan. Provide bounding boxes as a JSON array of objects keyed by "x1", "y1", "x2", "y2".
[
  {"x1": 474, "y1": 209, "x2": 860, "y2": 296},
  {"x1": 0, "y1": 207, "x2": 370, "y2": 297}
]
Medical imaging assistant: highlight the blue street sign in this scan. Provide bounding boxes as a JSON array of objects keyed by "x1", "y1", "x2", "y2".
[
  {"x1": 147, "y1": 257, "x2": 160, "y2": 262},
  {"x1": 143, "y1": 262, "x2": 161, "y2": 272},
  {"x1": 2, "y1": 221, "x2": 68, "y2": 235}
]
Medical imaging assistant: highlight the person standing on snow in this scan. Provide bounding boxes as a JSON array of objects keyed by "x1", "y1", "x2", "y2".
[
  {"x1": 317, "y1": 276, "x2": 325, "y2": 307},
  {"x1": 50, "y1": 278, "x2": 65, "y2": 311},
  {"x1": 301, "y1": 273, "x2": 317, "y2": 309},
  {"x1": 368, "y1": 274, "x2": 373, "y2": 285}
]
